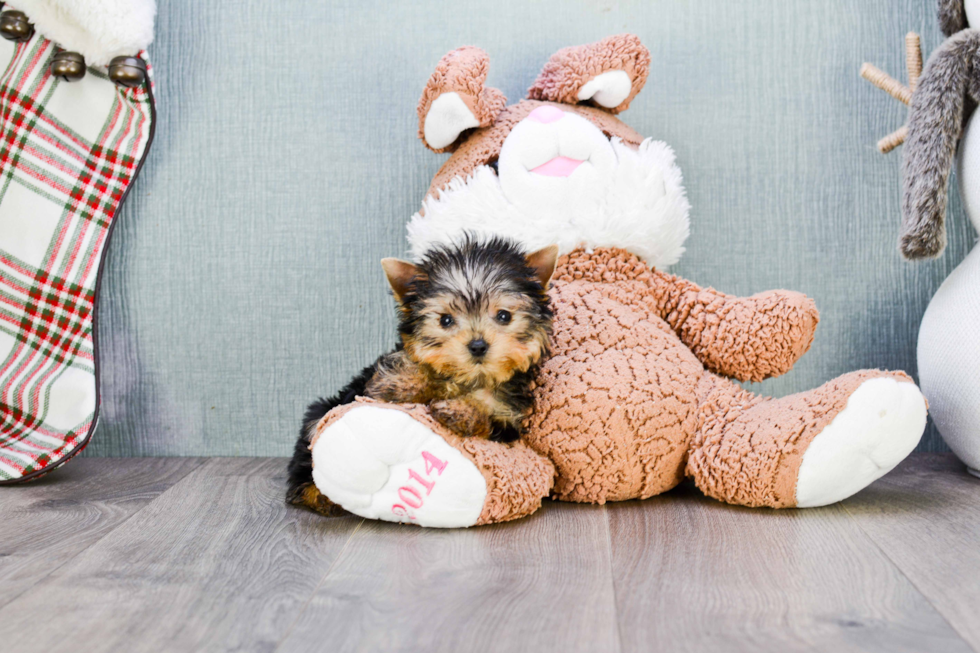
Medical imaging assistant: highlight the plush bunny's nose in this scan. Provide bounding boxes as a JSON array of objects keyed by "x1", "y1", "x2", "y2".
[{"x1": 527, "y1": 105, "x2": 564, "y2": 124}]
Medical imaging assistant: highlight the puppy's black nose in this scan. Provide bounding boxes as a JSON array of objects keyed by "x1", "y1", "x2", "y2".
[{"x1": 468, "y1": 338, "x2": 489, "y2": 358}]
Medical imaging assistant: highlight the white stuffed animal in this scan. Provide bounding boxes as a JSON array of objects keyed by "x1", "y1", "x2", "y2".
[{"x1": 875, "y1": 0, "x2": 980, "y2": 475}]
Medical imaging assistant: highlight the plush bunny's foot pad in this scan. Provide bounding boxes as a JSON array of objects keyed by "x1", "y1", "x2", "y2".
[
  {"x1": 311, "y1": 405, "x2": 488, "y2": 528},
  {"x1": 795, "y1": 378, "x2": 927, "y2": 507}
]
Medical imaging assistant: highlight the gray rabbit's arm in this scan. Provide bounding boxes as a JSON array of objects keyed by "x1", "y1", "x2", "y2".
[{"x1": 901, "y1": 30, "x2": 980, "y2": 259}]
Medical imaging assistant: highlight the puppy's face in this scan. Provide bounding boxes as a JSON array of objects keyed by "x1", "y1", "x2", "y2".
[
  {"x1": 382, "y1": 241, "x2": 557, "y2": 386},
  {"x1": 408, "y1": 284, "x2": 546, "y2": 385}
]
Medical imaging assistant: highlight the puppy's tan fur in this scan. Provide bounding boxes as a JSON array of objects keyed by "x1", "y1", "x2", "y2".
[{"x1": 375, "y1": 238, "x2": 557, "y2": 439}]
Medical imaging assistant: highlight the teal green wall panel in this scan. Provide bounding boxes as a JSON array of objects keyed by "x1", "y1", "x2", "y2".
[{"x1": 89, "y1": 0, "x2": 966, "y2": 456}]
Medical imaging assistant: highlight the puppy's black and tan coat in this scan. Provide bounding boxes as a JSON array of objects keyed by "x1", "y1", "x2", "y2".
[{"x1": 286, "y1": 237, "x2": 557, "y2": 514}]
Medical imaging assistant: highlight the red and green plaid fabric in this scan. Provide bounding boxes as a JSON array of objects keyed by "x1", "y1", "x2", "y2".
[{"x1": 0, "y1": 31, "x2": 155, "y2": 481}]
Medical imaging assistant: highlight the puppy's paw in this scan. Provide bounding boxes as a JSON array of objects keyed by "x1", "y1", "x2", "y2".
[{"x1": 429, "y1": 399, "x2": 492, "y2": 438}]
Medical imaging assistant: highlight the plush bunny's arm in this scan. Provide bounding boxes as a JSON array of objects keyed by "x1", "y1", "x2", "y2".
[
  {"x1": 901, "y1": 30, "x2": 980, "y2": 259},
  {"x1": 648, "y1": 270, "x2": 819, "y2": 383},
  {"x1": 554, "y1": 249, "x2": 819, "y2": 383}
]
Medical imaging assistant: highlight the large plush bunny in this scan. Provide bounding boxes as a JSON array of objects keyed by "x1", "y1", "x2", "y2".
[
  {"x1": 302, "y1": 35, "x2": 928, "y2": 527},
  {"x1": 899, "y1": 0, "x2": 980, "y2": 474}
]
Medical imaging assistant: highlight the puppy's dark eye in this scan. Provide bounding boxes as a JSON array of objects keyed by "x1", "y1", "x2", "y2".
[
  {"x1": 439, "y1": 314, "x2": 455, "y2": 329},
  {"x1": 495, "y1": 310, "x2": 512, "y2": 324}
]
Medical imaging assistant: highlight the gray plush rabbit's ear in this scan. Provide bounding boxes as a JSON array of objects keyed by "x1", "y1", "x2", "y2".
[
  {"x1": 900, "y1": 33, "x2": 975, "y2": 259},
  {"x1": 939, "y1": 0, "x2": 967, "y2": 36}
]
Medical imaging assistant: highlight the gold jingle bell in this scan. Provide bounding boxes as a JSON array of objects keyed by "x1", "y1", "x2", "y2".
[
  {"x1": 50, "y1": 51, "x2": 86, "y2": 82},
  {"x1": 108, "y1": 56, "x2": 146, "y2": 88},
  {"x1": 0, "y1": 10, "x2": 33, "y2": 42}
]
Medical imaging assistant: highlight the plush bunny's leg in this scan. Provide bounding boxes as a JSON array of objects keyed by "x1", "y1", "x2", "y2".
[
  {"x1": 688, "y1": 370, "x2": 926, "y2": 508},
  {"x1": 309, "y1": 400, "x2": 555, "y2": 527}
]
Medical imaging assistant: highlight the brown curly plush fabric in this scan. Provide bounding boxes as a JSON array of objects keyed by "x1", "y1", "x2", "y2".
[
  {"x1": 553, "y1": 248, "x2": 820, "y2": 383},
  {"x1": 527, "y1": 33, "x2": 651, "y2": 113},
  {"x1": 688, "y1": 369, "x2": 913, "y2": 508},
  {"x1": 524, "y1": 247, "x2": 830, "y2": 505},
  {"x1": 416, "y1": 46, "x2": 508, "y2": 153},
  {"x1": 525, "y1": 249, "x2": 912, "y2": 509}
]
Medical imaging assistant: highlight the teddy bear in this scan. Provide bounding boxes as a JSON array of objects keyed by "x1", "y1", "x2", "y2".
[{"x1": 304, "y1": 35, "x2": 928, "y2": 527}]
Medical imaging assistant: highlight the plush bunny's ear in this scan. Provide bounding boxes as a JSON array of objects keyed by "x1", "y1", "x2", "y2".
[
  {"x1": 901, "y1": 32, "x2": 978, "y2": 259},
  {"x1": 417, "y1": 47, "x2": 507, "y2": 153},
  {"x1": 939, "y1": 0, "x2": 968, "y2": 36},
  {"x1": 527, "y1": 34, "x2": 650, "y2": 114}
]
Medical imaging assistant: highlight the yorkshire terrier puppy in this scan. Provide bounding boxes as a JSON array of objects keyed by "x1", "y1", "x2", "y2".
[{"x1": 286, "y1": 236, "x2": 557, "y2": 515}]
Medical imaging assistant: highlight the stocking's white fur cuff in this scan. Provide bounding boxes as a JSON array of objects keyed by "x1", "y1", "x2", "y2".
[
  {"x1": 12, "y1": 0, "x2": 155, "y2": 66},
  {"x1": 408, "y1": 138, "x2": 691, "y2": 269}
]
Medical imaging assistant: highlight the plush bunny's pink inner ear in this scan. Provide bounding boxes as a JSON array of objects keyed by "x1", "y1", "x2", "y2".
[
  {"x1": 417, "y1": 46, "x2": 507, "y2": 153},
  {"x1": 576, "y1": 70, "x2": 633, "y2": 109},
  {"x1": 527, "y1": 34, "x2": 651, "y2": 114},
  {"x1": 424, "y1": 93, "x2": 480, "y2": 149}
]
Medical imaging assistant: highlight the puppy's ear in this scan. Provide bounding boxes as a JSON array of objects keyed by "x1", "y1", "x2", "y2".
[
  {"x1": 381, "y1": 258, "x2": 419, "y2": 302},
  {"x1": 525, "y1": 245, "x2": 559, "y2": 289}
]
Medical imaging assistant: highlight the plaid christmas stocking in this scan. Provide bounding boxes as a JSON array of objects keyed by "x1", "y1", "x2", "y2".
[{"x1": 0, "y1": 1, "x2": 156, "y2": 482}]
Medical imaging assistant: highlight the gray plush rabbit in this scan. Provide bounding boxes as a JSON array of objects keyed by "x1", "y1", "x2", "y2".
[
  {"x1": 903, "y1": 0, "x2": 980, "y2": 257},
  {"x1": 889, "y1": 0, "x2": 980, "y2": 474}
]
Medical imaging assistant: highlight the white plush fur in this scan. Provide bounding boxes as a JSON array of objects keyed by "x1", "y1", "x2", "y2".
[
  {"x1": 408, "y1": 137, "x2": 691, "y2": 268},
  {"x1": 577, "y1": 70, "x2": 632, "y2": 108},
  {"x1": 796, "y1": 378, "x2": 926, "y2": 508},
  {"x1": 12, "y1": 0, "x2": 155, "y2": 66},
  {"x1": 424, "y1": 92, "x2": 479, "y2": 150},
  {"x1": 311, "y1": 406, "x2": 487, "y2": 528}
]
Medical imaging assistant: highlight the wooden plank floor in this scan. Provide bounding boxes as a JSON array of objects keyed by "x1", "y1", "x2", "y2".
[{"x1": 0, "y1": 454, "x2": 977, "y2": 653}]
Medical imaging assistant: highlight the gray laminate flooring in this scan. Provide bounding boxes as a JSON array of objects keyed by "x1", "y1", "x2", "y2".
[{"x1": 0, "y1": 454, "x2": 977, "y2": 653}]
